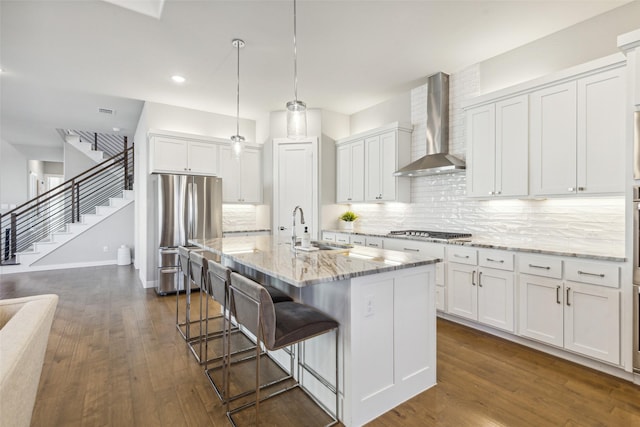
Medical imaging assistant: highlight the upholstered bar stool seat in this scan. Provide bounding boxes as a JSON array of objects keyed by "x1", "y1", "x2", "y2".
[{"x1": 227, "y1": 272, "x2": 339, "y2": 427}]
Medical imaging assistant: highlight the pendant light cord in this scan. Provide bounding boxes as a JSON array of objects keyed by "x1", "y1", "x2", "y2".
[
  {"x1": 293, "y1": 0, "x2": 298, "y2": 103},
  {"x1": 236, "y1": 40, "x2": 241, "y2": 137}
]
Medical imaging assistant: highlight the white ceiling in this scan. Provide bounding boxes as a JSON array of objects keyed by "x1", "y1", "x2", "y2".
[{"x1": 0, "y1": 0, "x2": 632, "y2": 150}]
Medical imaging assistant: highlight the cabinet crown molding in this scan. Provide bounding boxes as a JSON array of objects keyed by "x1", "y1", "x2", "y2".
[{"x1": 336, "y1": 122, "x2": 413, "y2": 145}]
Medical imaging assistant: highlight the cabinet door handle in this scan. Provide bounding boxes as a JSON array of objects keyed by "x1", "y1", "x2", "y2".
[
  {"x1": 279, "y1": 226, "x2": 287, "y2": 231},
  {"x1": 529, "y1": 264, "x2": 551, "y2": 270},
  {"x1": 488, "y1": 191, "x2": 494, "y2": 195},
  {"x1": 478, "y1": 271, "x2": 483, "y2": 287},
  {"x1": 454, "y1": 254, "x2": 470, "y2": 259},
  {"x1": 568, "y1": 187, "x2": 576, "y2": 192},
  {"x1": 577, "y1": 187, "x2": 585, "y2": 192},
  {"x1": 368, "y1": 243, "x2": 379, "y2": 247},
  {"x1": 486, "y1": 258, "x2": 504, "y2": 263},
  {"x1": 566, "y1": 287, "x2": 571, "y2": 306},
  {"x1": 347, "y1": 198, "x2": 352, "y2": 201},
  {"x1": 556, "y1": 286, "x2": 561, "y2": 304},
  {"x1": 404, "y1": 248, "x2": 419, "y2": 252},
  {"x1": 577, "y1": 270, "x2": 605, "y2": 278},
  {"x1": 472, "y1": 270, "x2": 476, "y2": 286}
]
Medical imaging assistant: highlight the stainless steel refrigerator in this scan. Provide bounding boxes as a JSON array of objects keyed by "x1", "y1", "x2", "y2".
[{"x1": 156, "y1": 174, "x2": 222, "y2": 295}]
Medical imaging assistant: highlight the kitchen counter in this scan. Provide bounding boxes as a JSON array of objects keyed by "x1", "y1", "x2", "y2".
[
  {"x1": 189, "y1": 234, "x2": 439, "y2": 426},
  {"x1": 323, "y1": 229, "x2": 625, "y2": 262},
  {"x1": 189, "y1": 235, "x2": 441, "y2": 287}
]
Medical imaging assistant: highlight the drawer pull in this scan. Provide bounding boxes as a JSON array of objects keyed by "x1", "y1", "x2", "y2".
[
  {"x1": 529, "y1": 264, "x2": 551, "y2": 270},
  {"x1": 404, "y1": 248, "x2": 420, "y2": 252},
  {"x1": 577, "y1": 270, "x2": 605, "y2": 278},
  {"x1": 454, "y1": 254, "x2": 470, "y2": 259},
  {"x1": 486, "y1": 258, "x2": 504, "y2": 263},
  {"x1": 369, "y1": 243, "x2": 379, "y2": 247}
]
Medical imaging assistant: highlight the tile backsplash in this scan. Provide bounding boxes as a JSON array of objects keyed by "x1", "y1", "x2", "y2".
[{"x1": 351, "y1": 65, "x2": 625, "y2": 250}]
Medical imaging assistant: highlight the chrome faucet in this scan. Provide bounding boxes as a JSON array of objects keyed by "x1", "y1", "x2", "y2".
[{"x1": 291, "y1": 205, "x2": 306, "y2": 249}]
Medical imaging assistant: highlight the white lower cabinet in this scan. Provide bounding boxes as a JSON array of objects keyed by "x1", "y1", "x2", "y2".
[
  {"x1": 518, "y1": 256, "x2": 620, "y2": 365},
  {"x1": 446, "y1": 248, "x2": 515, "y2": 332}
]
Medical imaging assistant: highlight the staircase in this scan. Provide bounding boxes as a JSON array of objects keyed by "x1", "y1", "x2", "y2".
[{"x1": 1, "y1": 147, "x2": 134, "y2": 274}]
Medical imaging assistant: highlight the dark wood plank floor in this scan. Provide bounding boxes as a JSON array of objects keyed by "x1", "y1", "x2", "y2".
[{"x1": 2, "y1": 265, "x2": 640, "y2": 426}]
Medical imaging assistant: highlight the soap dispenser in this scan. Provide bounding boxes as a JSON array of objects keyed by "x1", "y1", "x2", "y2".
[{"x1": 302, "y1": 226, "x2": 311, "y2": 248}]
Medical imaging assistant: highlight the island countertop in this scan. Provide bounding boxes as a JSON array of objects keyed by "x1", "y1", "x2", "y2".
[{"x1": 189, "y1": 235, "x2": 441, "y2": 287}]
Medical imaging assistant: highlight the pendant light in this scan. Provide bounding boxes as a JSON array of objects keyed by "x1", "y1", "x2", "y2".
[
  {"x1": 286, "y1": 0, "x2": 307, "y2": 139},
  {"x1": 231, "y1": 38, "x2": 246, "y2": 158}
]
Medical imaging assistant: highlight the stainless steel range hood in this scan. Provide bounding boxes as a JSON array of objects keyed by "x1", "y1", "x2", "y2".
[{"x1": 394, "y1": 72, "x2": 465, "y2": 177}]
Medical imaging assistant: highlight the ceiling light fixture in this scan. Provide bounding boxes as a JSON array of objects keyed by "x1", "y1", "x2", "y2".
[
  {"x1": 230, "y1": 38, "x2": 246, "y2": 159},
  {"x1": 286, "y1": 0, "x2": 307, "y2": 139},
  {"x1": 171, "y1": 75, "x2": 186, "y2": 84}
]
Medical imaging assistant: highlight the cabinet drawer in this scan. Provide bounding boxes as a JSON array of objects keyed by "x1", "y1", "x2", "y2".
[
  {"x1": 366, "y1": 237, "x2": 384, "y2": 249},
  {"x1": 446, "y1": 246, "x2": 477, "y2": 265},
  {"x1": 479, "y1": 249, "x2": 514, "y2": 271},
  {"x1": 335, "y1": 233, "x2": 350, "y2": 244},
  {"x1": 565, "y1": 260, "x2": 620, "y2": 288},
  {"x1": 322, "y1": 232, "x2": 336, "y2": 242},
  {"x1": 350, "y1": 235, "x2": 366, "y2": 246},
  {"x1": 519, "y1": 255, "x2": 562, "y2": 279}
]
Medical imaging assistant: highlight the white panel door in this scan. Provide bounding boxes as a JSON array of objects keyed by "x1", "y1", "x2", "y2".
[
  {"x1": 496, "y1": 95, "x2": 529, "y2": 197},
  {"x1": 564, "y1": 281, "x2": 620, "y2": 364},
  {"x1": 518, "y1": 274, "x2": 563, "y2": 347},
  {"x1": 240, "y1": 148, "x2": 262, "y2": 203},
  {"x1": 446, "y1": 263, "x2": 477, "y2": 321},
  {"x1": 466, "y1": 104, "x2": 496, "y2": 197},
  {"x1": 576, "y1": 67, "x2": 625, "y2": 194},
  {"x1": 219, "y1": 145, "x2": 240, "y2": 202},
  {"x1": 152, "y1": 136, "x2": 188, "y2": 172},
  {"x1": 277, "y1": 142, "x2": 315, "y2": 243},
  {"x1": 365, "y1": 135, "x2": 382, "y2": 201},
  {"x1": 530, "y1": 81, "x2": 577, "y2": 196},
  {"x1": 187, "y1": 140, "x2": 218, "y2": 175},
  {"x1": 477, "y1": 268, "x2": 514, "y2": 332},
  {"x1": 379, "y1": 131, "x2": 397, "y2": 201}
]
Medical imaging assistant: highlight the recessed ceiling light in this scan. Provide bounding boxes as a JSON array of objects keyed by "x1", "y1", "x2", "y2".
[{"x1": 171, "y1": 75, "x2": 186, "y2": 84}]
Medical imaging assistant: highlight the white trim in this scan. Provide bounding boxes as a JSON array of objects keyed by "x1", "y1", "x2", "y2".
[{"x1": 0, "y1": 259, "x2": 137, "y2": 275}]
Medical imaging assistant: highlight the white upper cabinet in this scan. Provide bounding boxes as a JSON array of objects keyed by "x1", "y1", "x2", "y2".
[
  {"x1": 466, "y1": 95, "x2": 529, "y2": 198},
  {"x1": 336, "y1": 123, "x2": 411, "y2": 203},
  {"x1": 530, "y1": 66, "x2": 625, "y2": 196},
  {"x1": 149, "y1": 132, "x2": 219, "y2": 176},
  {"x1": 336, "y1": 140, "x2": 365, "y2": 203},
  {"x1": 219, "y1": 145, "x2": 262, "y2": 204}
]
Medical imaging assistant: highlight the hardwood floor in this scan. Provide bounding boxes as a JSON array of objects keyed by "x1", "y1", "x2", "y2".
[{"x1": 2, "y1": 265, "x2": 640, "y2": 426}]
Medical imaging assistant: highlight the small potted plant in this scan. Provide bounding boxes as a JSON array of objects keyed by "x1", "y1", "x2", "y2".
[{"x1": 339, "y1": 210, "x2": 359, "y2": 231}]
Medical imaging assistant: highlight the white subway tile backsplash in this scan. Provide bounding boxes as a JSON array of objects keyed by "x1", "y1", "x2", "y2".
[{"x1": 352, "y1": 65, "x2": 624, "y2": 249}]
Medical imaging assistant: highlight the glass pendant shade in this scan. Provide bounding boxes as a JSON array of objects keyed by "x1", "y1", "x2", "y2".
[
  {"x1": 286, "y1": 100, "x2": 307, "y2": 139},
  {"x1": 231, "y1": 134, "x2": 245, "y2": 159}
]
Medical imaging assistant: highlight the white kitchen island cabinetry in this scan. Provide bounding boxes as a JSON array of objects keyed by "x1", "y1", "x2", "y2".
[
  {"x1": 219, "y1": 144, "x2": 262, "y2": 203},
  {"x1": 447, "y1": 247, "x2": 515, "y2": 332},
  {"x1": 466, "y1": 95, "x2": 528, "y2": 198},
  {"x1": 149, "y1": 131, "x2": 220, "y2": 175},
  {"x1": 530, "y1": 65, "x2": 625, "y2": 196},
  {"x1": 336, "y1": 141, "x2": 365, "y2": 203},
  {"x1": 518, "y1": 254, "x2": 620, "y2": 365}
]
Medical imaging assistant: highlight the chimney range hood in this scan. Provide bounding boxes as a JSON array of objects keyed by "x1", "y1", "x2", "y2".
[{"x1": 394, "y1": 72, "x2": 465, "y2": 177}]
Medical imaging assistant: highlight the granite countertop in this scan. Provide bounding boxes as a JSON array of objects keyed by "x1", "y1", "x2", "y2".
[
  {"x1": 323, "y1": 229, "x2": 626, "y2": 262},
  {"x1": 189, "y1": 235, "x2": 441, "y2": 287}
]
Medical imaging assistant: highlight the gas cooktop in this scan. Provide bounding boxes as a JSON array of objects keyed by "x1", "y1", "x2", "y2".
[{"x1": 388, "y1": 230, "x2": 472, "y2": 241}]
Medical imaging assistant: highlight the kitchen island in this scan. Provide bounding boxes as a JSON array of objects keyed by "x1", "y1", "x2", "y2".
[{"x1": 190, "y1": 235, "x2": 441, "y2": 427}]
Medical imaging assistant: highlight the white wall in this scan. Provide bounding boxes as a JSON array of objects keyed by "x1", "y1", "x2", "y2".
[
  {"x1": 33, "y1": 202, "x2": 135, "y2": 266},
  {"x1": 478, "y1": 1, "x2": 640, "y2": 94},
  {"x1": 63, "y1": 142, "x2": 97, "y2": 180},
  {"x1": 0, "y1": 138, "x2": 28, "y2": 209},
  {"x1": 349, "y1": 90, "x2": 411, "y2": 135}
]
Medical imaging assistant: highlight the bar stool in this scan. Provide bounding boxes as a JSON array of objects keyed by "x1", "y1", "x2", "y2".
[
  {"x1": 177, "y1": 245, "x2": 203, "y2": 341},
  {"x1": 227, "y1": 272, "x2": 339, "y2": 426},
  {"x1": 205, "y1": 258, "x2": 294, "y2": 402}
]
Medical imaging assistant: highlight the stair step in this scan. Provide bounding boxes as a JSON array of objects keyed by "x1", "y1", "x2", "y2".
[
  {"x1": 123, "y1": 190, "x2": 135, "y2": 200},
  {"x1": 109, "y1": 198, "x2": 129, "y2": 208},
  {"x1": 96, "y1": 205, "x2": 118, "y2": 215}
]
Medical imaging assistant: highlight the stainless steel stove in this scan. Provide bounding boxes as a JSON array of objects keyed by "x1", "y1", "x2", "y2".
[{"x1": 388, "y1": 230, "x2": 472, "y2": 241}]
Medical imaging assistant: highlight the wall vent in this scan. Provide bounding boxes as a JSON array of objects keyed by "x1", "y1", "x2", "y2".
[{"x1": 98, "y1": 107, "x2": 115, "y2": 115}]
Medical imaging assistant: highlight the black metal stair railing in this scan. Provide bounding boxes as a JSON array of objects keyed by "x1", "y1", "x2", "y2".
[{"x1": 0, "y1": 146, "x2": 134, "y2": 265}]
